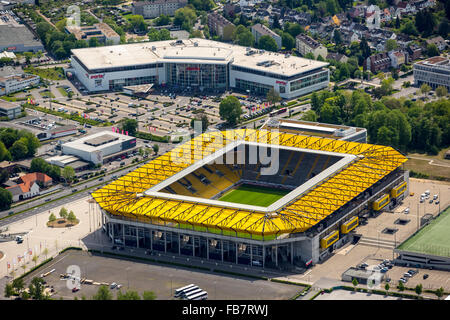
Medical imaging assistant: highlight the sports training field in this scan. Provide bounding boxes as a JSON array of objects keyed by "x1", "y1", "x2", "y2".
[
  {"x1": 398, "y1": 207, "x2": 450, "y2": 257},
  {"x1": 218, "y1": 184, "x2": 290, "y2": 207}
]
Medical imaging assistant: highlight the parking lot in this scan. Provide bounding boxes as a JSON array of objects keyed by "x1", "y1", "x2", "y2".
[{"x1": 24, "y1": 250, "x2": 303, "y2": 300}]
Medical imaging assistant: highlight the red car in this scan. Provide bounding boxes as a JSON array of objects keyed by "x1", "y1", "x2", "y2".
[{"x1": 72, "y1": 287, "x2": 80, "y2": 293}]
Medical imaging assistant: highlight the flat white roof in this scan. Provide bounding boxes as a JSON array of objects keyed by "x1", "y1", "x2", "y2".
[
  {"x1": 62, "y1": 131, "x2": 135, "y2": 152},
  {"x1": 71, "y1": 38, "x2": 328, "y2": 77},
  {"x1": 279, "y1": 122, "x2": 337, "y2": 133}
]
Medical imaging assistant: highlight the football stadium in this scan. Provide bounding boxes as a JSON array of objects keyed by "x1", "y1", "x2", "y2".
[
  {"x1": 92, "y1": 129, "x2": 408, "y2": 269},
  {"x1": 395, "y1": 207, "x2": 450, "y2": 271}
]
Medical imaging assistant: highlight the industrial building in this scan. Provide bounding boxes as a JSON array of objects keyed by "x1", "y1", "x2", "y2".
[
  {"x1": 16, "y1": 116, "x2": 78, "y2": 141},
  {"x1": 0, "y1": 100, "x2": 22, "y2": 119},
  {"x1": 0, "y1": 72, "x2": 40, "y2": 96},
  {"x1": 68, "y1": 38, "x2": 330, "y2": 99},
  {"x1": 92, "y1": 126, "x2": 408, "y2": 269},
  {"x1": 0, "y1": 12, "x2": 44, "y2": 53},
  {"x1": 62, "y1": 131, "x2": 137, "y2": 165},
  {"x1": 64, "y1": 23, "x2": 120, "y2": 45},
  {"x1": 413, "y1": 56, "x2": 450, "y2": 91}
]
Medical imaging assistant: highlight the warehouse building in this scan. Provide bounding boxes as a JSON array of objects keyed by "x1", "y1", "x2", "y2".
[
  {"x1": 0, "y1": 100, "x2": 22, "y2": 119},
  {"x1": 69, "y1": 38, "x2": 329, "y2": 99},
  {"x1": 62, "y1": 131, "x2": 137, "y2": 165},
  {"x1": 0, "y1": 12, "x2": 44, "y2": 53}
]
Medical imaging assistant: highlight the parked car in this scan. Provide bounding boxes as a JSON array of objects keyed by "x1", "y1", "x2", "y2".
[
  {"x1": 110, "y1": 282, "x2": 117, "y2": 289},
  {"x1": 423, "y1": 274, "x2": 429, "y2": 280}
]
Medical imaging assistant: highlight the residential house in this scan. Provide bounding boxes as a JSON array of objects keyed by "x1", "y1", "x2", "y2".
[
  {"x1": 131, "y1": 0, "x2": 188, "y2": 19},
  {"x1": 406, "y1": 44, "x2": 422, "y2": 62},
  {"x1": 251, "y1": 24, "x2": 282, "y2": 50},
  {"x1": 388, "y1": 50, "x2": 406, "y2": 68},
  {"x1": 207, "y1": 12, "x2": 235, "y2": 39},
  {"x1": 426, "y1": 36, "x2": 447, "y2": 51},
  {"x1": 295, "y1": 33, "x2": 328, "y2": 59},
  {"x1": 364, "y1": 52, "x2": 391, "y2": 73},
  {"x1": 326, "y1": 52, "x2": 348, "y2": 63},
  {"x1": 6, "y1": 172, "x2": 52, "y2": 202},
  {"x1": 396, "y1": 2, "x2": 416, "y2": 15}
]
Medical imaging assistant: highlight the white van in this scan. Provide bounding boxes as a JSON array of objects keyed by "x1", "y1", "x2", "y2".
[{"x1": 424, "y1": 190, "x2": 430, "y2": 196}]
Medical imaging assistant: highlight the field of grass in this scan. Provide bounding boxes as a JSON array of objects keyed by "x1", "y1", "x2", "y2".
[
  {"x1": 218, "y1": 184, "x2": 290, "y2": 207},
  {"x1": 24, "y1": 66, "x2": 65, "y2": 80},
  {"x1": 39, "y1": 90, "x2": 55, "y2": 98},
  {"x1": 398, "y1": 207, "x2": 450, "y2": 257}
]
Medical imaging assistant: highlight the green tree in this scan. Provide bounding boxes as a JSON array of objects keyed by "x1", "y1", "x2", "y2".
[
  {"x1": 301, "y1": 110, "x2": 318, "y2": 122},
  {"x1": 415, "y1": 284, "x2": 423, "y2": 296},
  {"x1": 29, "y1": 277, "x2": 46, "y2": 300},
  {"x1": 435, "y1": 287, "x2": 444, "y2": 299},
  {"x1": 68, "y1": 210, "x2": 77, "y2": 222},
  {"x1": 311, "y1": 92, "x2": 321, "y2": 112},
  {"x1": 92, "y1": 285, "x2": 113, "y2": 300},
  {"x1": 154, "y1": 14, "x2": 171, "y2": 26},
  {"x1": 62, "y1": 166, "x2": 75, "y2": 184},
  {"x1": 174, "y1": 7, "x2": 197, "y2": 32},
  {"x1": 0, "y1": 141, "x2": 10, "y2": 162},
  {"x1": 266, "y1": 88, "x2": 281, "y2": 104},
  {"x1": 222, "y1": 24, "x2": 235, "y2": 41},
  {"x1": 284, "y1": 22, "x2": 303, "y2": 38},
  {"x1": 59, "y1": 207, "x2": 68, "y2": 219},
  {"x1": 397, "y1": 281, "x2": 405, "y2": 291},
  {"x1": 190, "y1": 112, "x2": 209, "y2": 132},
  {"x1": 4, "y1": 283, "x2": 15, "y2": 298},
  {"x1": 116, "y1": 290, "x2": 141, "y2": 300},
  {"x1": 142, "y1": 291, "x2": 157, "y2": 300},
  {"x1": 258, "y1": 35, "x2": 278, "y2": 52},
  {"x1": 122, "y1": 119, "x2": 138, "y2": 136},
  {"x1": 129, "y1": 15, "x2": 148, "y2": 33},
  {"x1": 436, "y1": 86, "x2": 448, "y2": 97},
  {"x1": 0, "y1": 187, "x2": 12, "y2": 210},
  {"x1": 10, "y1": 139, "x2": 28, "y2": 160},
  {"x1": 427, "y1": 43, "x2": 439, "y2": 57},
  {"x1": 12, "y1": 278, "x2": 24, "y2": 293},
  {"x1": 385, "y1": 39, "x2": 398, "y2": 51},
  {"x1": 352, "y1": 278, "x2": 358, "y2": 291},
  {"x1": 88, "y1": 37, "x2": 100, "y2": 48},
  {"x1": 420, "y1": 83, "x2": 432, "y2": 95},
  {"x1": 401, "y1": 21, "x2": 418, "y2": 36},
  {"x1": 384, "y1": 283, "x2": 390, "y2": 294},
  {"x1": 0, "y1": 168, "x2": 8, "y2": 184},
  {"x1": 152, "y1": 144, "x2": 159, "y2": 155},
  {"x1": 281, "y1": 32, "x2": 295, "y2": 50},
  {"x1": 49, "y1": 213, "x2": 56, "y2": 222},
  {"x1": 219, "y1": 96, "x2": 242, "y2": 125}
]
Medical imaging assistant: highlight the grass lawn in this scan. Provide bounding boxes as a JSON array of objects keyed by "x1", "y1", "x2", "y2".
[
  {"x1": 24, "y1": 66, "x2": 65, "y2": 80},
  {"x1": 57, "y1": 87, "x2": 68, "y2": 97},
  {"x1": 218, "y1": 184, "x2": 290, "y2": 207},
  {"x1": 39, "y1": 90, "x2": 55, "y2": 98},
  {"x1": 398, "y1": 207, "x2": 450, "y2": 257},
  {"x1": 404, "y1": 158, "x2": 450, "y2": 180}
]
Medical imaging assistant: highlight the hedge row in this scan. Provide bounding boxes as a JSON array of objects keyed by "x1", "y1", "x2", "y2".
[
  {"x1": 270, "y1": 278, "x2": 310, "y2": 287},
  {"x1": 16, "y1": 258, "x2": 53, "y2": 281},
  {"x1": 136, "y1": 131, "x2": 170, "y2": 143},
  {"x1": 59, "y1": 247, "x2": 82, "y2": 254},
  {"x1": 212, "y1": 269, "x2": 268, "y2": 280}
]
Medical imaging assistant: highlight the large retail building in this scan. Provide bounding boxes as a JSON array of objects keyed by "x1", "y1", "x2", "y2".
[{"x1": 69, "y1": 38, "x2": 330, "y2": 99}]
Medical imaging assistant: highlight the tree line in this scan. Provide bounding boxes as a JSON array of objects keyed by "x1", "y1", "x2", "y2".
[{"x1": 306, "y1": 90, "x2": 449, "y2": 154}]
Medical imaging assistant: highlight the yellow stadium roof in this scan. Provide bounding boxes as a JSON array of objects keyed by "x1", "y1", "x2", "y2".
[{"x1": 92, "y1": 129, "x2": 407, "y2": 238}]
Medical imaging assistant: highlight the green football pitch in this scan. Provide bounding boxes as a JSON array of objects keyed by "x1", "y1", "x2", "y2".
[
  {"x1": 218, "y1": 184, "x2": 290, "y2": 207},
  {"x1": 398, "y1": 207, "x2": 450, "y2": 257}
]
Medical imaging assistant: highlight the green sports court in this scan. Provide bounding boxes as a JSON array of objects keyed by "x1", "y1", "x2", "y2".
[{"x1": 397, "y1": 207, "x2": 450, "y2": 257}]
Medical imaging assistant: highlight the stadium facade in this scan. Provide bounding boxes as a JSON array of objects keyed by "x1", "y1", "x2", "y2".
[
  {"x1": 68, "y1": 38, "x2": 330, "y2": 99},
  {"x1": 93, "y1": 128, "x2": 409, "y2": 269}
]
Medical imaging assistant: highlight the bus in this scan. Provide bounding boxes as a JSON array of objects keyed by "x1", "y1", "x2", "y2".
[
  {"x1": 269, "y1": 107, "x2": 287, "y2": 117},
  {"x1": 174, "y1": 284, "x2": 196, "y2": 297},
  {"x1": 178, "y1": 286, "x2": 200, "y2": 298},
  {"x1": 183, "y1": 288, "x2": 203, "y2": 299},
  {"x1": 187, "y1": 290, "x2": 208, "y2": 300}
]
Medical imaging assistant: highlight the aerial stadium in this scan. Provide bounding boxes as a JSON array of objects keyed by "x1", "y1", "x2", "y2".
[{"x1": 92, "y1": 128, "x2": 409, "y2": 269}]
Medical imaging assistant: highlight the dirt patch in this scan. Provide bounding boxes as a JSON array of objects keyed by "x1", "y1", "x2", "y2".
[{"x1": 47, "y1": 218, "x2": 79, "y2": 228}]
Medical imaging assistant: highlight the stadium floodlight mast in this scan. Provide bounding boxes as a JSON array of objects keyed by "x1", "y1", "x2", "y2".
[{"x1": 171, "y1": 120, "x2": 280, "y2": 175}]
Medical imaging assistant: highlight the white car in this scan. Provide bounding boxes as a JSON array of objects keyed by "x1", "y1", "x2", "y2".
[{"x1": 404, "y1": 208, "x2": 410, "y2": 214}]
